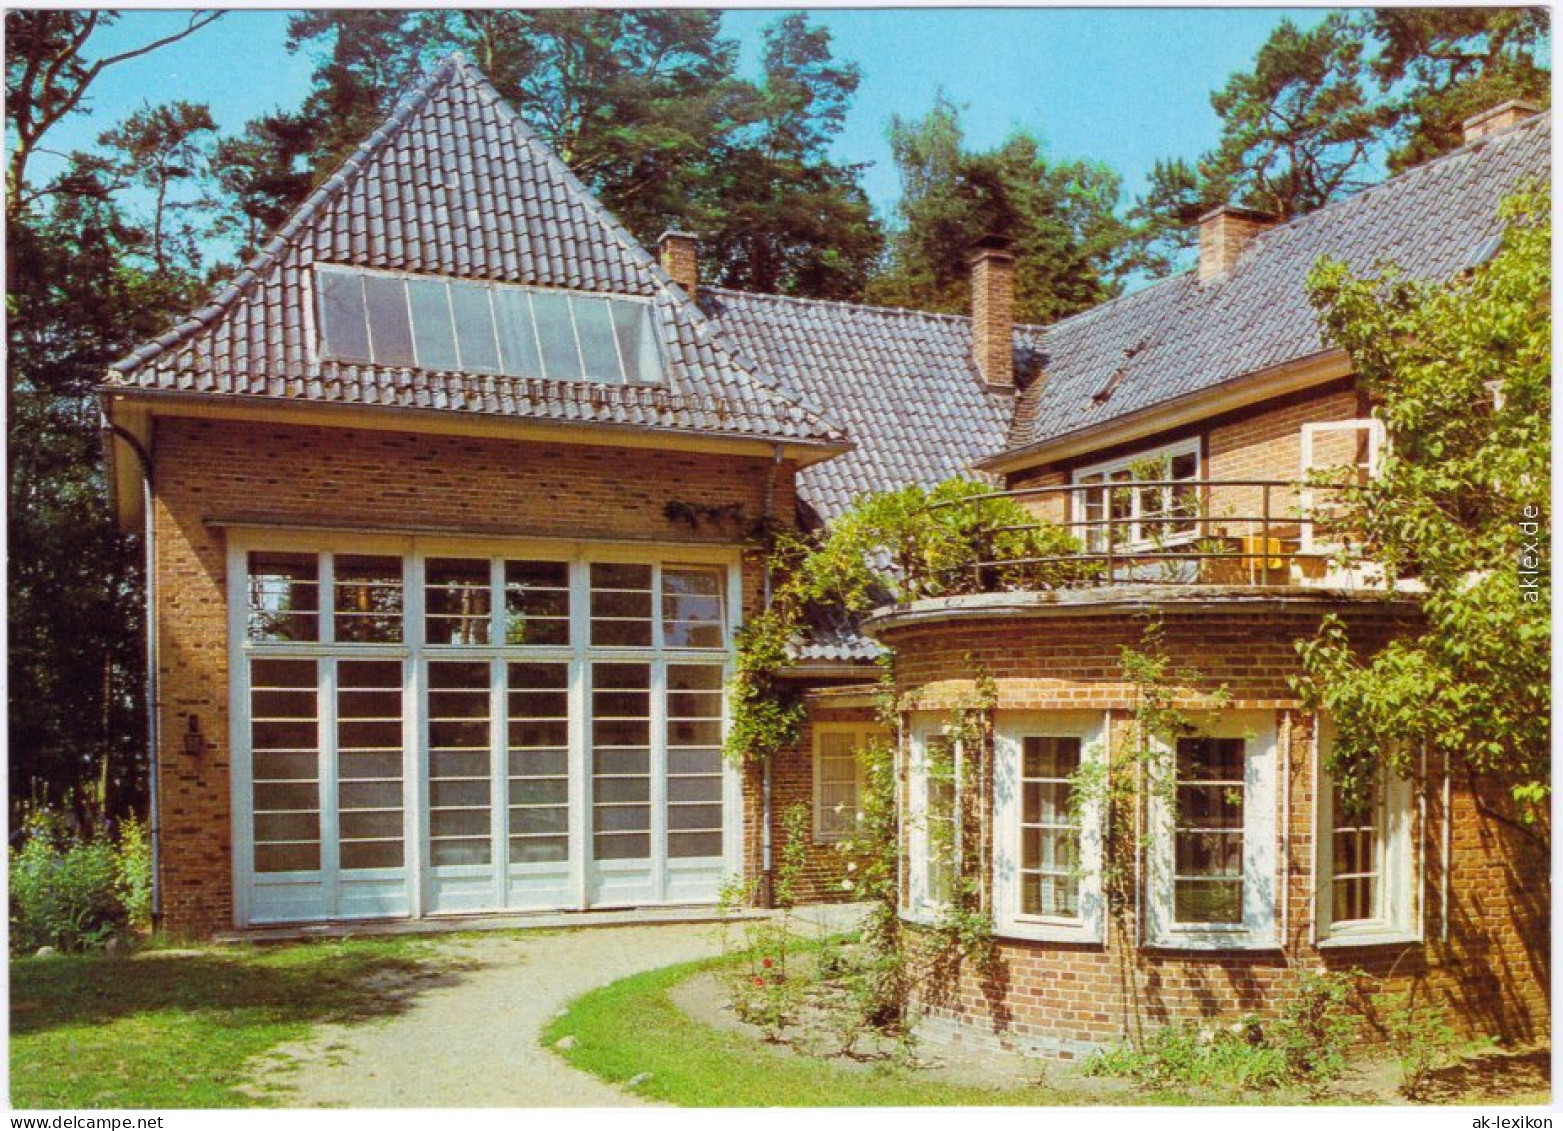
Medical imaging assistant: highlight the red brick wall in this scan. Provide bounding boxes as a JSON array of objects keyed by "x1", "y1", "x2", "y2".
[
  {"x1": 150, "y1": 414, "x2": 798, "y2": 935},
  {"x1": 877, "y1": 604, "x2": 1548, "y2": 1055}
]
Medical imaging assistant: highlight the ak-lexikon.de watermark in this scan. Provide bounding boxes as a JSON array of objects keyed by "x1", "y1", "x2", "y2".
[{"x1": 1518, "y1": 505, "x2": 1543, "y2": 603}]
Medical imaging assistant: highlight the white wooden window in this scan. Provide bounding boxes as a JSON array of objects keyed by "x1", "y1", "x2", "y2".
[
  {"x1": 336, "y1": 659, "x2": 405, "y2": 869},
  {"x1": 906, "y1": 720, "x2": 962, "y2": 921},
  {"x1": 249, "y1": 657, "x2": 320, "y2": 873},
  {"x1": 993, "y1": 712, "x2": 1106, "y2": 943},
  {"x1": 666, "y1": 665, "x2": 725, "y2": 858},
  {"x1": 507, "y1": 661, "x2": 570, "y2": 864},
  {"x1": 813, "y1": 726, "x2": 873, "y2": 843},
  {"x1": 1315, "y1": 717, "x2": 1418, "y2": 946},
  {"x1": 315, "y1": 264, "x2": 664, "y2": 385},
  {"x1": 1072, "y1": 439, "x2": 1201, "y2": 551},
  {"x1": 1299, "y1": 419, "x2": 1386, "y2": 554},
  {"x1": 1146, "y1": 712, "x2": 1278, "y2": 949}
]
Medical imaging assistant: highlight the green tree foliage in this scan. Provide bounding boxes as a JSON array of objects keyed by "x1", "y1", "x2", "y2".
[
  {"x1": 1296, "y1": 188, "x2": 1550, "y2": 822},
  {"x1": 1202, "y1": 14, "x2": 1389, "y2": 221},
  {"x1": 221, "y1": 10, "x2": 881, "y2": 297},
  {"x1": 1126, "y1": 11, "x2": 1548, "y2": 278},
  {"x1": 867, "y1": 93, "x2": 1125, "y2": 322},
  {"x1": 1369, "y1": 7, "x2": 1551, "y2": 173},
  {"x1": 7, "y1": 18, "x2": 227, "y2": 823}
]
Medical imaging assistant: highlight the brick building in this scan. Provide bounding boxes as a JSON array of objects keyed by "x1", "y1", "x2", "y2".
[{"x1": 102, "y1": 58, "x2": 1547, "y2": 1051}]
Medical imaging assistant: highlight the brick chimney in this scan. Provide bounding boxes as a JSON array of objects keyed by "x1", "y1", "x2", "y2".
[
  {"x1": 969, "y1": 235, "x2": 1016, "y2": 389},
  {"x1": 1462, "y1": 99, "x2": 1542, "y2": 146},
  {"x1": 1197, "y1": 205, "x2": 1278, "y2": 283},
  {"x1": 657, "y1": 230, "x2": 700, "y2": 296}
]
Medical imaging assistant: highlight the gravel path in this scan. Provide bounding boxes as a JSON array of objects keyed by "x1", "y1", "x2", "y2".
[{"x1": 250, "y1": 921, "x2": 731, "y2": 1108}]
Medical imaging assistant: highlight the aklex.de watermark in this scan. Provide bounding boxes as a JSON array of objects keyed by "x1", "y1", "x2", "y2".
[{"x1": 1518, "y1": 504, "x2": 1543, "y2": 604}]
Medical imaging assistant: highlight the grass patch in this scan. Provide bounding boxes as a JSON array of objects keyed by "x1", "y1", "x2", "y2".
[
  {"x1": 543, "y1": 954, "x2": 1209, "y2": 1107},
  {"x1": 11, "y1": 935, "x2": 441, "y2": 1109}
]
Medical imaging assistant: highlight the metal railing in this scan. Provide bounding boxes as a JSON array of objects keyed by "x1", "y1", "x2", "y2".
[{"x1": 916, "y1": 477, "x2": 1366, "y2": 596}]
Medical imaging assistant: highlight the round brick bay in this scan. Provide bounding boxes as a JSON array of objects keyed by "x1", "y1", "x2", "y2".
[{"x1": 865, "y1": 589, "x2": 1549, "y2": 1058}]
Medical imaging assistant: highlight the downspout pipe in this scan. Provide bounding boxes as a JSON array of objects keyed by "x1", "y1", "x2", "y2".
[
  {"x1": 758, "y1": 444, "x2": 783, "y2": 907},
  {"x1": 103, "y1": 418, "x2": 159, "y2": 922}
]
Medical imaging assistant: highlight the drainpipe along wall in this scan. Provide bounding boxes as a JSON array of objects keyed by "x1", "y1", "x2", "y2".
[
  {"x1": 758, "y1": 444, "x2": 783, "y2": 907},
  {"x1": 104, "y1": 418, "x2": 160, "y2": 922}
]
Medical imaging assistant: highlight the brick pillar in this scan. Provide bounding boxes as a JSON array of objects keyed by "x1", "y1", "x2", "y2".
[
  {"x1": 657, "y1": 230, "x2": 700, "y2": 297},
  {"x1": 969, "y1": 236, "x2": 1016, "y2": 389}
]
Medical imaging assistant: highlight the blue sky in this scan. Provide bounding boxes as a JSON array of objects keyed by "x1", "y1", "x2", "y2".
[{"x1": 40, "y1": 7, "x2": 1331, "y2": 226}]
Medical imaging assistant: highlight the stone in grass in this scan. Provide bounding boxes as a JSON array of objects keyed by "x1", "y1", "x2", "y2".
[
  {"x1": 627, "y1": 1073, "x2": 653, "y2": 1088},
  {"x1": 555, "y1": 1035, "x2": 579, "y2": 1051},
  {"x1": 34, "y1": 946, "x2": 55, "y2": 958}
]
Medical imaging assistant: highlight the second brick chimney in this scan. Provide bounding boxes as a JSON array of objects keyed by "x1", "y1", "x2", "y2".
[
  {"x1": 1197, "y1": 205, "x2": 1278, "y2": 283},
  {"x1": 657, "y1": 230, "x2": 700, "y2": 296},
  {"x1": 969, "y1": 235, "x2": 1016, "y2": 389},
  {"x1": 1462, "y1": 99, "x2": 1543, "y2": 146}
]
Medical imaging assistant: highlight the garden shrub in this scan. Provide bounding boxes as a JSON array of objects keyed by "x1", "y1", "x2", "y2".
[
  {"x1": 1085, "y1": 1020, "x2": 1289, "y2": 1094},
  {"x1": 1272, "y1": 969, "x2": 1359, "y2": 1087},
  {"x1": 1385, "y1": 992, "x2": 1457, "y2": 1099},
  {"x1": 10, "y1": 813, "x2": 149, "y2": 953}
]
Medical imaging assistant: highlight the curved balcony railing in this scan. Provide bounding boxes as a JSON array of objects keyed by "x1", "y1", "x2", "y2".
[{"x1": 917, "y1": 477, "x2": 1381, "y2": 596}]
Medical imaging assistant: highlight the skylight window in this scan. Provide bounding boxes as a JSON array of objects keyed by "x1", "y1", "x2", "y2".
[{"x1": 314, "y1": 265, "x2": 665, "y2": 385}]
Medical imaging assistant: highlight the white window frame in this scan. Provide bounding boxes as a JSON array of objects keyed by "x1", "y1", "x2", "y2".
[
  {"x1": 1314, "y1": 715, "x2": 1419, "y2": 947},
  {"x1": 1299, "y1": 419, "x2": 1387, "y2": 554},
  {"x1": 812, "y1": 724, "x2": 874, "y2": 844},
  {"x1": 1145, "y1": 711, "x2": 1279, "y2": 950},
  {"x1": 225, "y1": 529, "x2": 742, "y2": 928},
  {"x1": 903, "y1": 716, "x2": 963, "y2": 924},
  {"x1": 1071, "y1": 437, "x2": 1202, "y2": 552},
  {"x1": 993, "y1": 712, "x2": 1107, "y2": 944}
]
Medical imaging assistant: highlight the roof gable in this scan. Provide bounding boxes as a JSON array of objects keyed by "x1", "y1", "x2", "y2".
[{"x1": 108, "y1": 54, "x2": 845, "y2": 447}]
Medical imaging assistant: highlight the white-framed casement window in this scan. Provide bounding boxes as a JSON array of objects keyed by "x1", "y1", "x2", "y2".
[
  {"x1": 229, "y1": 532, "x2": 739, "y2": 927},
  {"x1": 1072, "y1": 438, "x2": 1201, "y2": 552},
  {"x1": 905, "y1": 718, "x2": 963, "y2": 922},
  {"x1": 813, "y1": 725, "x2": 875, "y2": 843},
  {"x1": 1145, "y1": 711, "x2": 1278, "y2": 949},
  {"x1": 1299, "y1": 419, "x2": 1387, "y2": 554},
  {"x1": 1314, "y1": 716, "x2": 1418, "y2": 946},
  {"x1": 993, "y1": 712, "x2": 1107, "y2": 943}
]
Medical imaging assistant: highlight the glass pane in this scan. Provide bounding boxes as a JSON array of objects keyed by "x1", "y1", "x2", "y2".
[
  {"x1": 1176, "y1": 737, "x2": 1244, "y2": 781},
  {"x1": 610, "y1": 300, "x2": 661, "y2": 385},
  {"x1": 1175, "y1": 879, "x2": 1242, "y2": 924},
  {"x1": 572, "y1": 295, "x2": 623, "y2": 382},
  {"x1": 593, "y1": 662, "x2": 650, "y2": 860},
  {"x1": 427, "y1": 558, "x2": 492, "y2": 646},
  {"x1": 334, "y1": 555, "x2": 403, "y2": 643},
  {"x1": 591, "y1": 563, "x2": 653, "y2": 647},
  {"x1": 663, "y1": 567, "x2": 725, "y2": 648},
  {"x1": 505, "y1": 560, "x2": 570, "y2": 646},
  {"x1": 532, "y1": 291, "x2": 583, "y2": 380},
  {"x1": 317, "y1": 267, "x2": 370, "y2": 363},
  {"x1": 508, "y1": 661, "x2": 569, "y2": 869},
  {"x1": 427, "y1": 661, "x2": 491, "y2": 867},
  {"x1": 407, "y1": 278, "x2": 458, "y2": 371},
  {"x1": 251, "y1": 657, "x2": 318, "y2": 874},
  {"x1": 450, "y1": 282, "x2": 500, "y2": 373},
  {"x1": 494, "y1": 286, "x2": 543, "y2": 378},
  {"x1": 363, "y1": 274, "x2": 414, "y2": 367},
  {"x1": 248, "y1": 552, "x2": 319, "y2": 643}
]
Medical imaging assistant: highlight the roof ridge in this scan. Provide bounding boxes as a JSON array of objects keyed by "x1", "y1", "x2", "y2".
[
  {"x1": 110, "y1": 53, "x2": 467, "y2": 377},
  {"x1": 703, "y1": 285, "x2": 976, "y2": 326}
]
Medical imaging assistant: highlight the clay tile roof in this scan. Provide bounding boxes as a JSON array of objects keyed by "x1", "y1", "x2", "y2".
[
  {"x1": 701, "y1": 289, "x2": 1020, "y2": 522},
  {"x1": 105, "y1": 53, "x2": 846, "y2": 449},
  {"x1": 1003, "y1": 115, "x2": 1550, "y2": 457}
]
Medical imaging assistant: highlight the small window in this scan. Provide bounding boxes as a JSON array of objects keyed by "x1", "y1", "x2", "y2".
[
  {"x1": 1316, "y1": 717, "x2": 1418, "y2": 946},
  {"x1": 1073, "y1": 440, "x2": 1201, "y2": 551},
  {"x1": 426, "y1": 558, "x2": 492, "y2": 646},
  {"x1": 1020, "y1": 737, "x2": 1082, "y2": 918},
  {"x1": 248, "y1": 552, "x2": 320, "y2": 643},
  {"x1": 1173, "y1": 737, "x2": 1246, "y2": 926},
  {"x1": 662, "y1": 566, "x2": 726, "y2": 648},
  {"x1": 814, "y1": 728, "x2": 872, "y2": 843},
  {"x1": 907, "y1": 727, "x2": 961, "y2": 916},
  {"x1": 314, "y1": 265, "x2": 663, "y2": 384},
  {"x1": 591, "y1": 563, "x2": 653, "y2": 647},
  {"x1": 504, "y1": 560, "x2": 570, "y2": 646}
]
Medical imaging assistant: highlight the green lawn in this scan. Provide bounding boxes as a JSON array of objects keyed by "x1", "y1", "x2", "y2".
[
  {"x1": 10, "y1": 936, "x2": 438, "y2": 1109},
  {"x1": 543, "y1": 955, "x2": 1199, "y2": 1107}
]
